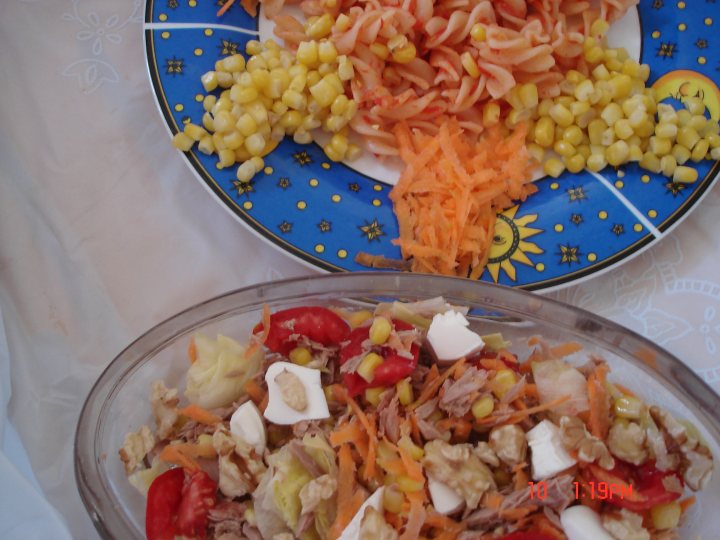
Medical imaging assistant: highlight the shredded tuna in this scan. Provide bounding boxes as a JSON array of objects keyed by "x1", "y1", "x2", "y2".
[
  {"x1": 500, "y1": 375, "x2": 527, "y2": 404},
  {"x1": 241, "y1": 523, "x2": 263, "y2": 540},
  {"x1": 294, "y1": 511, "x2": 317, "y2": 537},
  {"x1": 414, "y1": 397, "x2": 439, "y2": 420},
  {"x1": 288, "y1": 439, "x2": 325, "y2": 477},
  {"x1": 292, "y1": 420, "x2": 323, "y2": 438},
  {"x1": 439, "y1": 367, "x2": 488, "y2": 417},
  {"x1": 378, "y1": 394, "x2": 401, "y2": 443},
  {"x1": 150, "y1": 380, "x2": 180, "y2": 440},
  {"x1": 417, "y1": 418, "x2": 447, "y2": 440},
  {"x1": 208, "y1": 501, "x2": 247, "y2": 522}
]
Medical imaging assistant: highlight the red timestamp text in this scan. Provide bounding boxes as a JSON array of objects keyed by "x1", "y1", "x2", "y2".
[{"x1": 527, "y1": 481, "x2": 634, "y2": 500}]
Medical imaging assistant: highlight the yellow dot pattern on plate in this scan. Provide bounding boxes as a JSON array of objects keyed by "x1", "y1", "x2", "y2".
[
  {"x1": 617, "y1": 170, "x2": 625, "y2": 178},
  {"x1": 175, "y1": 104, "x2": 184, "y2": 112},
  {"x1": 641, "y1": 174, "x2": 650, "y2": 183},
  {"x1": 195, "y1": 94, "x2": 204, "y2": 102},
  {"x1": 309, "y1": 178, "x2": 319, "y2": 187},
  {"x1": 554, "y1": 224, "x2": 564, "y2": 232},
  {"x1": 331, "y1": 194, "x2": 341, "y2": 203},
  {"x1": 698, "y1": 57, "x2": 707, "y2": 65},
  {"x1": 550, "y1": 182, "x2": 559, "y2": 190},
  {"x1": 373, "y1": 185, "x2": 382, "y2": 192},
  {"x1": 322, "y1": 162, "x2": 331, "y2": 170},
  {"x1": 634, "y1": 223, "x2": 643, "y2": 232},
  {"x1": 615, "y1": 180, "x2": 624, "y2": 188},
  {"x1": 337, "y1": 249, "x2": 348, "y2": 259},
  {"x1": 598, "y1": 210, "x2": 608, "y2": 219},
  {"x1": 588, "y1": 253, "x2": 597, "y2": 262},
  {"x1": 652, "y1": 30, "x2": 660, "y2": 38},
  {"x1": 536, "y1": 263, "x2": 545, "y2": 272},
  {"x1": 161, "y1": 31, "x2": 170, "y2": 39},
  {"x1": 677, "y1": 1, "x2": 685, "y2": 7},
  {"x1": 706, "y1": 18, "x2": 713, "y2": 25},
  {"x1": 158, "y1": 13, "x2": 168, "y2": 21},
  {"x1": 189, "y1": 0, "x2": 197, "y2": 6},
  {"x1": 297, "y1": 201, "x2": 307, "y2": 210},
  {"x1": 194, "y1": 48, "x2": 203, "y2": 56},
  {"x1": 264, "y1": 166, "x2": 273, "y2": 175},
  {"x1": 372, "y1": 199, "x2": 381, "y2": 207},
  {"x1": 204, "y1": 29, "x2": 213, "y2": 36},
  {"x1": 678, "y1": 23, "x2": 687, "y2": 31},
  {"x1": 648, "y1": 209, "x2": 657, "y2": 218},
  {"x1": 243, "y1": 201, "x2": 253, "y2": 210},
  {"x1": 315, "y1": 244, "x2": 325, "y2": 254}
]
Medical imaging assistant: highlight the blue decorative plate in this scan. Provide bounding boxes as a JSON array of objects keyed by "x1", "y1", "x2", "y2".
[{"x1": 144, "y1": 0, "x2": 720, "y2": 291}]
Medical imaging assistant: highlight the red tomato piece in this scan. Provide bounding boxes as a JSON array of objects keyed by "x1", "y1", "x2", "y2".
[
  {"x1": 592, "y1": 460, "x2": 683, "y2": 511},
  {"x1": 253, "y1": 307, "x2": 350, "y2": 355},
  {"x1": 339, "y1": 326, "x2": 370, "y2": 365},
  {"x1": 174, "y1": 470, "x2": 217, "y2": 539},
  {"x1": 146, "y1": 468, "x2": 184, "y2": 540}
]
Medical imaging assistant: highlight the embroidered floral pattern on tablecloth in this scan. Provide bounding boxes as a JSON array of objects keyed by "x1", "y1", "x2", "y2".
[{"x1": 61, "y1": 0, "x2": 142, "y2": 93}]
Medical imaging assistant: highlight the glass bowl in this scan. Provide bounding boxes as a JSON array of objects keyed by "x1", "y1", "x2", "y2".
[{"x1": 75, "y1": 272, "x2": 720, "y2": 539}]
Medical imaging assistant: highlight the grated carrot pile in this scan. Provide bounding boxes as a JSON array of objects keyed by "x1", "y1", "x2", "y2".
[{"x1": 387, "y1": 120, "x2": 536, "y2": 279}]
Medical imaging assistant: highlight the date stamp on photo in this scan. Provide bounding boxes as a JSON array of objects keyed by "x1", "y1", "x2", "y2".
[{"x1": 528, "y1": 481, "x2": 633, "y2": 501}]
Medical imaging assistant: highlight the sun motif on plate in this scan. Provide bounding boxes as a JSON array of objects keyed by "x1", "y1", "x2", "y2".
[{"x1": 485, "y1": 206, "x2": 544, "y2": 283}]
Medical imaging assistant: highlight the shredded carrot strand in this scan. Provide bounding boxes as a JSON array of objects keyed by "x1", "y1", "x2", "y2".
[
  {"x1": 216, "y1": 0, "x2": 236, "y2": 17},
  {"x1": 178, "y1": 403, "x2": 223, "y2": 425},
  {"x1": 243, "y1": 379, "x2": 266, "y2": 405},
  {"x1": 412, "y1": 358, "x2": 466, "y2": 409},
  {"x1": 260, "y1": 304, "x2": 271, "y2": 344},
  {"x1": 159, "y1": 444, "x2": 200, "y2": 471},
  {"x1": 187, "y1": 338, "x2": 197, "y2": 364},
  {"x1": 475, "y1": 394, "x2": 571, "y2": 425},
  {"x1": 550, "y1": 341, "x2": 583, "y2": 358}
]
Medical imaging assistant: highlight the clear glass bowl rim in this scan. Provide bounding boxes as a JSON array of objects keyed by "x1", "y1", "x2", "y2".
[{"x1": 74, "y1": 272, "x2": 720, "y2": 539}]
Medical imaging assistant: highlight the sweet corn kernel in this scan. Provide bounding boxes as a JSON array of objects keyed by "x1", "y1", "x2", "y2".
[
  {"x1": 671, "y1": 144, "x2": 691, "y2": 165},
  {"x1": 601, "y1": 127, "x2": 616, "y2": 146},
  {"x1": 245, "y1": 133, "x2": 266, "y2": 156},
  {"x1": 688, "y1": 115, "x2": 708, "y2": 133},
  {"x1": 553, "y1": 140, "x2": 576, "y2": 158},
  {"x1": 564, "y1": 154, "x2": 585, "y2": 174},
  {"x1": 684, "y1": 96, "x2": 706, "y2": 116},
  {"x1": 365, "y1": 387, "x2": 386, "y2": 407},
  {"x1": 661, "y1": 155, "x2": 677, "y2": 177},
  {"x1": 369, "y1": 317, "x2": 392, "y2": 346},
  {"x1": 281, "y1": 89, "x2": 306, "y2": 110},
  {"x1": 590, "y1": 18, "x2": 609, "y2": 36},
  {"x1": 369, "y1": 42, "x2": 389, "y2": 60},
  {"x1": 587, "y1": 119, "x2": 607, "y2": 145},
  {"x1": 483, "y1": 102, "x2": 501, "y2": 126},
  {"x1": 245, "y1": 40, "x2": 262, "y2": 55},
  {"x1": 706, "y1": 133, "x2": 720, "y2": 149},
  {"x1": 640, "y1": 152, "x2": 662, "y2": 174},
  {"x1": 586, "y1": 153, "x2": 607, "y2": 172},
  {"x1": 201, "y1": 71, "x2": 218, "y2": 92},
  {"x1": 651, "y1": 501, "x2": 681, "y2": 530},
  {"x1": 323, "y1": 143, "x2": 343, "y2": 162},
  {"x1": 222, "y1": 131, "x2": 245, "y2": 150},
  {"x1": 307, "y1": 13, "x2": 334, "y2": 39},
  {"x1": 236, "y1": 113, "x2": 258, "y2": 137},
  {"x1": 396, "y1": 475, "x2": 424, "y2": 493},
  {"x1": 614, "y1": 119, "x2": 633, "y2": 140},
  {"x1": 383, "y1": 486, "x2": 405, "y2": 514},
  {"x1": 491, "y1": 369, "x2": 516, "y2": 399},
  {"x1": 296, "y1": 41, "x2": 319, "y2": 66},
  {"x1": 544, "y1": 157, "x2": 565, "y2": 177},
  {"x1": 585, "y1": 46, "x2": 605, "y2": 64},
  {"x1": 335, "y1": 13, "x2": 351, "y2": 32},
  {"x1": 691, "y1": 139, "x2": 710, "y2": 162},
  {"x1": 346, "y1": 143, "x2": 362, "y2": 161},
  {"x1": 218, "y1": 148, "x2": 235, "y2": 168},
  {"x1": 399, "y1": 435, "x2": 424, "y2": 460},
  {"x1": 600, "y1": 102, "x2": 623, "y2": 126},
  {"x1": 392, "y1": 43, "x2": 417, "y2": 64},
  {"x1": 614, "y1": 396, "x2": 643, "y2": 419},
  {"x1": 396, "y1": 378, "x2": 413, "y2": 406},
  {"x1": 549, "y1": 104, "x2": 573, "y2": 127},
  {"x1": 519, "y1": 83, "x2": 539, "y2": 108},
  {"x1": 472, "y1": 395, "x2": 495, "y2": 419},
  {"x1": 337, "y1": 56, "x2": 354, "y2": 81},
  {"x1": 318, "y1": 40, "x2": 338, "y2": 63},
  {"x1": 198, "y1": 136, "x2": 215, "y2": 155},
  {"x1": 609, "y1": 74, "x2": 632, "y2": 99},
  {"x1": 606, "y1": 140, "x2": 630, "y2": 166},
  {"x1": 461, "y1": 52, "x2": 480, "y2": 78},
  {"x1": 184, "y1": 123, "x2": 207, "y2": 141},
  {"x1": 357, "y1": 352, "x2": 384, "y2": 382},
  {"x1": 235, "y1": 160, "x2": 256, "y2": 182},
  {"x1": 673, "y1": 165, "x2": 699, "y2": 183},
  {"x1": 470, "y1": 23, "x2": 486, "y2": 41},
  {"x1": 629, "y1": 144, "x2": 643, "y2": 161},
  {"x1": 677, "y1": 126, "x2": 701, "y2": 150},
  {"x1": 329, "y1": 132, "x2": 349, "y2": 156},
  {"x1": 172, "y1": 132, "x2": 194, "y2": 151},
  {"x1": 527, "y1": 143, "x2": 545, "y2": 163},
  {"x1": 309, "y1": 78, "x2": 338, "y2": 107},
  {"x1": 676, "y1": 109, "x2": 692, "y2": 127},
  {"x1": 534, "y1": 117, "x2": 556, "y2": 147},
  {"x1": 649, "y1": 136, "x2": 672, "y2": 156},
  {"x1": 289, "y1": 347, "x2": 312, "y2": 365},
  {"x1": 347, "y1": 309, "x2": 372, "y2": 327},
  {"x1": 212, "y1": 132, "x2": 227, "y2": 151}
]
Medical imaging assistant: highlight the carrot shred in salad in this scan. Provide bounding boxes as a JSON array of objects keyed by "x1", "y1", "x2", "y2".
[{"x1": 119, "y1": 300, "x2": 714, "y2": 540}]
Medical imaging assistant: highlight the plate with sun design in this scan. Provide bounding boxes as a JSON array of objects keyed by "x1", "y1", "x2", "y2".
[{"x1": 144, "y1": 0, "x2": 720, "y2": 291}]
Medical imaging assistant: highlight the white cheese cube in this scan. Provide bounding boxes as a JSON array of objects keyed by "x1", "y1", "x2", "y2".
[
  {"x1": 428, "y1": 478, "x2": 464, "y2": 515},
  {"x1": 230, "y1": 401, "x2": 266, "y2": 455},
  {"x1": 526, "y1": 419, "x2": 576, "y2": 480},
  {"x1": 263, "y1": 361, "x2": 330, "y2": 425},
  {"x1": 560, "y1": 506, "x2": 614, "y2": 540},
  {"x1": 426, "y1": 311, "x2": 484, "y2": 364}
]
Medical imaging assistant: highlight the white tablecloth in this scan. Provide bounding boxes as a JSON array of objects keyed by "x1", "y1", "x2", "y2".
[{"x1": 1, "y1": 1, "x2": 719, "y2": 538}]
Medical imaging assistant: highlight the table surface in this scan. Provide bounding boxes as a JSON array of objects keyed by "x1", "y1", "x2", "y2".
[{"x1": 1, "y1": 1, "x2": 720, "y2": 538}]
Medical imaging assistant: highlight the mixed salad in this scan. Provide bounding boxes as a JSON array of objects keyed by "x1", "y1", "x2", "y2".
[{"x1": 120, "y1": 299, "x2": 713, "y2": 540}]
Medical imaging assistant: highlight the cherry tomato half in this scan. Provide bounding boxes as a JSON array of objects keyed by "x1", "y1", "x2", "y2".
[{"x1": 253, "y1": 306, "x2": 350, "y2": 355}]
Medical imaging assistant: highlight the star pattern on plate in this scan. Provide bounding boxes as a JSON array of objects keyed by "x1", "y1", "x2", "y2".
[
  {"x1": 657, "y1": 42, "x2": 678, "y2": 59},
  {"x1": 570, "y1": 213, "x2": 584, "y2": 226},
  {"x1": 348, "y1": 182, "x2": 361, "y2": 193},
  {"x1": 167, "y1": 0, "x2": 178, "y2": 8},
  {"x1": 277, "y1": 177, "x2": 291, "y2": 190},
  {"x1": 278, "y1": 221, "x2": 292, "y2": 234},
  {"x1": 165, "y1": 57, "x2": 184, "y2": 75},
  {"x1": 558, "y1": 244, "x2": 581, "y2": 266},
  {"x1": 317, "y1": 219, "x2": 332, "y2": 233},
  {"x1": 233, "y1": 179, "x2": 255, "y2": 197},
  {"x1": 358, "y1": 218, "x2": 385, "y2": 241},
  {"x1": 696, "y1": 39, "x2": 709, "y2": 49},
  {"x1": 665, "y1": 181, "x2": 686, "y2": 197},
  {"x1": 611, "y1": 223, "x2": 625, "y2": 236},
  {"x1": 567, "y1": 186, "x2": 587, "y2": 202},
  {"x1": 293, "y1": 151, "x2": 313, "y2": 166},
  {"x1": 218, "y1": 39, "x2": 240, "y2": 56}
]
